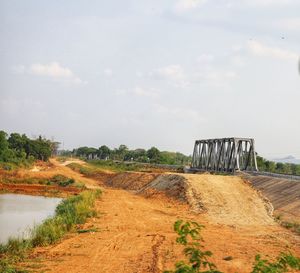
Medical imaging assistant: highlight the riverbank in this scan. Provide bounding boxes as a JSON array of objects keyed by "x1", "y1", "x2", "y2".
[
  {"x1": 0, "y1": 183, "x2": 81, "y2": 197},
  {"x1": 0, "y1": 189, "x2": 101, "y2": 273}
]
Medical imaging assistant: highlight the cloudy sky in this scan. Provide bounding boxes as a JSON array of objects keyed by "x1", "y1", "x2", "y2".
[{"x1": 0, "y1": 0, "x2": 299, "y2": 158}]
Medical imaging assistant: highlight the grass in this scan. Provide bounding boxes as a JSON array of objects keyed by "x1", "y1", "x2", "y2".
[
  {"x1": 274, "y1": 214, "x2": 300, "y2": 236},
  {"x1": 0, "y1": 172, "x2": 85, "y2": 189},
  {"x1": 66, "y1": 163, "x2": 98, "y2": 176},
  {"x1": 0, "y1": 189, "x2": 101, "y2": 272},
  {"x1": 88, "y1": 160, "x2": 149, "y2": 172},
  {"x1": 0, "y1": 161, "x2": 34, "y2": 171},
  {"x1": 66, "y1": 159, "x2": 182, "y2": 175},
  {"x1": 281, "y1": 221, "x2": 300, "y2": 235}
]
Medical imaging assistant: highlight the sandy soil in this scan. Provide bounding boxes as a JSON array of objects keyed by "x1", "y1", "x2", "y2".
[
  {"x1": 182, "y1": 174, "x2": 274, "y2": 226},
  {"x1": 28, "y1": 189, "x2": 299, "y2": 273},
  {"x1": 15, "y1": 160, "x2": 300, "y2": 273}
]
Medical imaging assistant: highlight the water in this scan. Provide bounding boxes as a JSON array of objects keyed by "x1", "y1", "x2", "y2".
[{"x1": 0, "y1": 194, "x2": 62, "y2": 244}]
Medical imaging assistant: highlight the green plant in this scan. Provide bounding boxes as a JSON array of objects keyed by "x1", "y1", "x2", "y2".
[
  {"x1": 50, "y1": 174, "x2": 75, "y2": 187},
  {"x1": 251, "y1": 253, "x2": 300, "y2": 273},
  {"x1": 0, "y1": 258, "x2": 28, "y2": 273},
  {"x1": 164, "y1": 220, "x2": 222, "y2": 273}
]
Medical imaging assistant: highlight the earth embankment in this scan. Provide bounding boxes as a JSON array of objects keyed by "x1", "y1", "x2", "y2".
[{"x1": 104, "y1": 172, "x2": 274, "y2": 226}]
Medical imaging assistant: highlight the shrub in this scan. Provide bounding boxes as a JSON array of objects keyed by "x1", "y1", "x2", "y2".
[
  {"x1": 251, "y1": 253, "x2": 300, "y2": 273},
  {"x1": 164, "y1": 220, "x2": 222, "y2": 273},
  {"x1": 50, "y1": 175, "x2": 75, "y2": 187}
]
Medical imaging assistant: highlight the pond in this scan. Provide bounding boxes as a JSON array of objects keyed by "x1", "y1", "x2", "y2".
[{"x1": 0, "y1": 193, "x2": 62, "y2": 244}]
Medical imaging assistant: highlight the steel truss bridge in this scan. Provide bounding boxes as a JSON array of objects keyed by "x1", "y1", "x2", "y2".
[{"x1": 191, "y1": 138, "x2": 258, "y2": 173}]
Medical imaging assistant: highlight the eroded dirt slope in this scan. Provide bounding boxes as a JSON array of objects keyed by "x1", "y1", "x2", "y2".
[
  {"x1": 182, "y1": 174, "x2": 274, "y2": 226},
  {"x1": 105, "y1": 172, "x2": 274, "y2": 226}
]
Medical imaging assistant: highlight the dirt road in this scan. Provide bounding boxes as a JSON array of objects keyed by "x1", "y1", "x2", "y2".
[{"x1": 23, "y1": 160, "x2": 300, "y2": 273}]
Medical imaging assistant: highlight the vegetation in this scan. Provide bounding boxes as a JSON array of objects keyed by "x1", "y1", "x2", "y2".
[
  {"x1": 0, "y1": 190, "x2": 100, "y2": 272},
  {"x1": 67, "y1": 160, "x2": 182, "y2": 176},
  {"x1": 164, "y1": 220, "x2": 222, "y2": 273},
  {"x1": 165, "y1": 220, "x2": 300, "y2": 273},
  {"x1": 61, "y1": 145, "x2": 300, "y2": 176},
  {"x1": 252, "y1": 253, "x2": 300, "y2": 273},
  {"x1": 0, "y1": 172, "x2": 84, "y2": 188},
  {"x1": 0, "y1": 130, "x2": 55, "y2": 169},
  {"x1": 256, "y1": 156, "x2": 300, "y2": 176},
  {"x1": 62, "y1": 144, "x2": 192, "y2": 166},
  {"x1": 274, "y1": 215, "x2": 300, "y2": 236}
]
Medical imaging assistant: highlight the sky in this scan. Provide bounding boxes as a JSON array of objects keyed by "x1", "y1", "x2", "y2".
[{"x1": 0, "y1": 0, "x2": 300, "y2": 158}]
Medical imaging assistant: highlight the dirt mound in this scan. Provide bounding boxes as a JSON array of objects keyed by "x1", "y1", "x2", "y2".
[
  {"x1": 103, "y1": 172, "x2": 275, "y2": 226},
  {"x1": 105, "y1": 172, "x2": 160, "y2": 191},
  {"x1": 182, "y1": 174, "x2": 274, "y2": 226},
  {"x1": 137, "y1": 174, "x2": 187, "y2": 201}
]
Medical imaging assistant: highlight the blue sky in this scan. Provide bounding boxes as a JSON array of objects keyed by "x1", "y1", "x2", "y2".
[{"x1": 0, "y1": 0, "x2": 299, "y2": 157}]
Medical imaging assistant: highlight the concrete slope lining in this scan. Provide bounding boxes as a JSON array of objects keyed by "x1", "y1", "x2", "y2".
[{"x1": 243, "y1": 174, "x2": 300, "y2": 221}]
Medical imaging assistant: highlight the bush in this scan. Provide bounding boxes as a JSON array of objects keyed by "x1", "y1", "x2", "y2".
[
  {"x1": 252, "y1": 253, "x2": 300, "y2": 273},
  {"x1": 164, "y1": 220, "x2": 222, "y2": 273},
  {"x1": 50, "y1": 174, "x2": 75, "y2": 187}
]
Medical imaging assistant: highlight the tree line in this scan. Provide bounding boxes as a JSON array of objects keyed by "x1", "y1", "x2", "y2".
[
  {"x1": 0, "y1": 130, "x2": 56, "y2": 165},
  {"x1": 256, "y1": 155, "x2": 300, "y2": 176},
  {"x1": 62, "y1": 145, "x2": 192, "y2": 165}
]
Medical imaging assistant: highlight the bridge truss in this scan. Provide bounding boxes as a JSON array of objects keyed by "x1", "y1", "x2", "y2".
[{"x1": 191, "y1": 138, "x2": 258, "y2": 173}]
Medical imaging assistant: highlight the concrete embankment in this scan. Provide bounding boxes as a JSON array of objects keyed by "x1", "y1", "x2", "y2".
[{"x1": 243, "y1": 173, "x2": 300, "y2": 221}]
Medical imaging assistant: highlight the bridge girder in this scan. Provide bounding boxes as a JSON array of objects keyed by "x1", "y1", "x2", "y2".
[{"x1": 191, "y1": 137, "x2": 258, "y2": 173}]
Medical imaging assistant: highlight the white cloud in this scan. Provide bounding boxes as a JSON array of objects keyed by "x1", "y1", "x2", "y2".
[
  {"x1": 103, "y1": 68, "x2": 113, "y2": 77},
  {"x1": 248, "y1": 41, "x2": 299, "y2": 61},
  {"x1": 11, "y1": 62, "x2": 85, "y2": 85},
  {"x1": 246, "y1": 0, "x2": 294, "y2": 6},
  {"x1": 197, "y1": 54, "x2": 214, "y2": 63},
  {"x1": 11, "y1": 65, "x2": 25, "y2": 74},
  {"x1": 115, "y1": 86, "x2": 159, "y2": 99},
  {"x1": 154, "y1": 103, "x2": 205, "y2": 122},
  {"x1": 136, "y1": 71, "x2": 144, "y2": 78},
  {"x1": 154, "y1": 64, "x2": 189, "y2": 87},
  {"x1": 193, "y1": 68, "x2": 237, "y2": 88},
  {"x1": 174, "y1": 0, "x2": 207, "y2": 13},
  {"x1": 0, "y1": 98, "x2": 44, "y2": 117},
  {"x1": 30, "y1": 62, "x2": 73, "y2": 78},
  {"x1": 133, "y1": 86, "x2": 159, "y2": 99},
  {"x1": 227, "y1": 0, "x2": 295, "y2": 7},
  {"x1": 275, "y1": 18, "x2": 300, "y2": 31}
]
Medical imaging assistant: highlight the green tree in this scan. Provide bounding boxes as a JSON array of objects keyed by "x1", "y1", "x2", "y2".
[
  {"x1": 265, "y1": 161, "x2": 276, "y2": 173},
  {"x1": 98, "y1": 145, "x2": 111, "y2": 159},
  {"x1": 147, "y1": 147, "x2": 161, "y2": 163},
  {"x1": 0, "y1": 131, "x2": 9, "y2": 154},
  {"x1": 114, "y1": 144, "x2": 128, "y2": 160}
]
